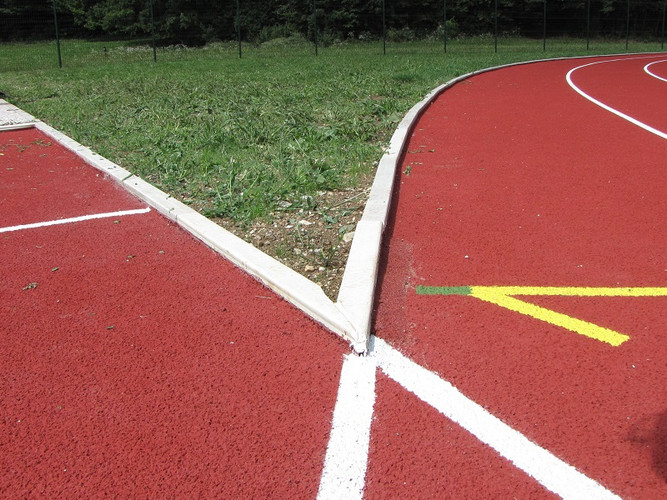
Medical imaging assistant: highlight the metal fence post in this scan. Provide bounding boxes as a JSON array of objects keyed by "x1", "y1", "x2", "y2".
[
  {"x1": 150, "y1": 0, "x2": 157, "y2": 62},
  {"x1": 625, "y1": 0, "x2": 630, "y2": 50},
  {"x1": 236, "y1": 0, "x2": 242, "y2": 58},
  {"x1": 443, "y1": 0, "x2": 447, "y2": 53},
  {"x1": 586, "y1": 0, "x2": 590, "y2": 50},
  {"x1": 494, "y1": 0, "x2": 498, "y2": 53},
  {"x1": 313, "y1": 0, "x2": 318, "y2": 56},
  {"x1": 382, "y1": 0, "x2": 386, "y2": 55},
  {"x1": 52, "y1": 0, "x2": 62, "y2": 68},
  {"x1": 543, "y1": 0, "x2": 547, "y2": 52}
]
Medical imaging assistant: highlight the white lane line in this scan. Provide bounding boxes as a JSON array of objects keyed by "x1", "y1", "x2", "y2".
[
  {"x1": 0, "y1": 207, "x2": 151, "y2": 233},
  {"x1": 317, "y1": 353, "x2": 377, "y2": 500},
  {"x1": 644, "y1": 60, "x2": 667, "y2": 83},
  {"x1": 372, "y1": 338, "x2": 621, "y2": 500},
  {"x1": 565, "y1": 56, "x2": 667, "y2": 140}
]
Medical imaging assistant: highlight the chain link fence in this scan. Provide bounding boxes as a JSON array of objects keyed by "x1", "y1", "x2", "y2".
[{"x1": 1, "y1": 0, "x2": 665, "y2": 70}]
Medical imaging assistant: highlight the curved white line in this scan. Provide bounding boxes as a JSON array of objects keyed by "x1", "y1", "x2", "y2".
[
  {"x1": 566, "y1": 57, "x2": 667, "y2": 140},
  {"x1": 644, "y1": 60, "x2": 667, "y2": 83}
]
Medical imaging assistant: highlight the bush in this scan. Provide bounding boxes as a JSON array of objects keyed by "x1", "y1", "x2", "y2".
[
  {"x1": 430, "y1": 19, "x2": 460, "y2": 40},
  {"x1": 260, "y1": 34, "x2": 310, "y2": 49},
  {"x1": 385, "y1": 27, "x2": 416, "y2": 42},
  {"x1": 256, "y1": 24, "x2": 295, "y2": 43}
]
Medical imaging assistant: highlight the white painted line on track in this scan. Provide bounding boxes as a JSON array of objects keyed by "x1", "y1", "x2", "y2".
[
  {"x1": 0, "y1": 207, "x2": 150, "y2": 233},
  {"x1": 317, "y1": 353, "x2": 377, "y2": 500},
  {"x1": 644, "y1": 60, "x2": 667, "y2": 83},
  {"x1": 320, "y1": 337, "x2": 621, "y2": 499},
  {"x1": 566, "y1": 56, "x2": 667, "y2": 140},
  {"x1": 371, "y1": 337, "x2": 621, "y2": 500}
]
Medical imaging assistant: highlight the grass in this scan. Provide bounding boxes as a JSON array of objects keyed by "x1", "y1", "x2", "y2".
[{"x1": 1, "y1": 37, "x2": 664, "y2": 224}]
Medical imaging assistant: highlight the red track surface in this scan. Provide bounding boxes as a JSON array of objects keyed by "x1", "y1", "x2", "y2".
[
  {"x1": 570, "y1": 56, "x2": 667, "y2": 131},
  {"x1": 647, "y1": 59, "x2": 667, "y2": 79},
  {"x1": 375, "y1": 55, "x2": 666, "y2": 498},
  {"x1": 364, "y1": 373, "x2": 554, "y2": 498},
  {"x1": 2, "y1": 54, "x2": 666, "y2": 498},
  {"x1": 1, "y1": 128, "x2": 347, "y2": 497}
]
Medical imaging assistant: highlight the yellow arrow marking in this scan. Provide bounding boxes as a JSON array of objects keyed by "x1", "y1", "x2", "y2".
[{"x1": 416, "y1": 286, "x2": 667, "y2": 346}]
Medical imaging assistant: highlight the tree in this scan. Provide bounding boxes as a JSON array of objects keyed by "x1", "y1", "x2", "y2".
[{"x1": 1, "y1": 0, "x2": 57, "y2": 41}]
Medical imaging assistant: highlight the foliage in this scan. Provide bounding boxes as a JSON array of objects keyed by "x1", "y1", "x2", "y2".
[
  {"x1": 1, "y1": 0, "x2": 665, "y2": 43},
  {"x1": 0, "y1": 0, "x2": 56, "y2": 40}
]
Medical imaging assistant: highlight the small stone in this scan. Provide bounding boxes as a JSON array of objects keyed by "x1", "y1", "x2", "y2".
[
  {"x1": 304, "y1": 265, "x2": 316, "y2": 272},
  {"x1": 342, "y1": 231, "x2": 355, "y2": 243}
]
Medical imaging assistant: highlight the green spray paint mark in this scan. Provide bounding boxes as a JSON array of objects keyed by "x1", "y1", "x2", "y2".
[{"x1": 416, "y1": 285, "x2": 472, "y2": 295}]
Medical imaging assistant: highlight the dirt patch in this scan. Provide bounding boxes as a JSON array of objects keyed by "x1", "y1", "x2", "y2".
[{"x1": 211, "y1": 183, "x2": 371, "y2": 301}]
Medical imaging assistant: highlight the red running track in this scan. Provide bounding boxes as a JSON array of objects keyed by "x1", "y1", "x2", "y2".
[
  {"x1": 645, "y1": 59, "x2": 667, "y2": 80},
  {"x1": 568, "y1": 55, "x2": 667, "y2": 134},
  {"x1": 1, "y1": 128, "x2": 347, "y2": 497},
  {"x1": 2, "y1": 54, "x2": 666, "y2": 498},
  {"x1": 374, "y1": 54, "x2": 666, "y2": 498}
]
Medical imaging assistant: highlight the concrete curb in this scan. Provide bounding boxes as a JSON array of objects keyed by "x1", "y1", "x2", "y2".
[
  {"x1": 0, "y1": 60, "x2": 587, "y2": 355},
  {"x1": 334, "y1": 51, "x2": 667, "y2": 353},
  {"x1": 4, "y1": 53, "x2": 653, "y2": 353},
  {"x1": 0, "y1": 100, "x2": 36, "y2": 130},
  {"x1": 0, "y1": 100, "x2": 359, "y2": 351},
  {"x1": 336, "y1": 83, "x2": 448, "y2": 351},
  {"x1": 39, "y1": 119, "x2": 361, "y2": 350}
]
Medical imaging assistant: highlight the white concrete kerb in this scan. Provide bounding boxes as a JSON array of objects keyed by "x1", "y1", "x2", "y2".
[
  {"x1": 0, "y1": 101, "x2": 360, "y2": 350},
  {"x1": 0, "y1": 60, "x2": 580, "y2": 355},
  {"x1": 0, "y1": 100, "x2": 37, "y2": 130},
  {"x1": 3, "y1": 52, "x2": 650, "y2": 354},
  {"x1": 334, "y1": 51, "x2": 666, "y2": 353}
]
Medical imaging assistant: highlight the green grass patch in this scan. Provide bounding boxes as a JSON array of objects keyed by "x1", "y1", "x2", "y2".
[{"x1": 1, "y1": 38, "x2": 663, "y2": 223}]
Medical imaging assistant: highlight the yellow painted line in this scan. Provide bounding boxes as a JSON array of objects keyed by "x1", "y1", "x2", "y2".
[
  {"x1": 471, "y1": 286, "x2": 667, "y2": 297},
  {"x1": 470, "y1": 288, "x2": 631, "y2": 346},
  {"x1": 416, "y1": 285, "x2": 667, "y2": 346}
]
